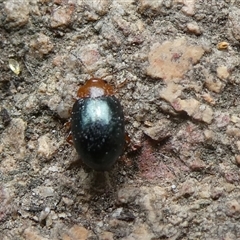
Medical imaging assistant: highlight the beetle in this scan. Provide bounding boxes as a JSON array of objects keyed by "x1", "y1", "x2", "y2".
[{"x1": 70, "y1": 76, "x2": 125, "y2": 171}]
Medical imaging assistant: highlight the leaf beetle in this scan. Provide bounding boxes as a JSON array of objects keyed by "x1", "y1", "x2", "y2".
[{"x1": 69, "y1": 60, "x2": 125, "y2": 171}]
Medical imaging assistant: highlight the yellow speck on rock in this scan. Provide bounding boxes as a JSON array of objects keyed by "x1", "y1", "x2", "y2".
[{"x1": 8, "y1": 58, "x2": 21, "y2": 75}]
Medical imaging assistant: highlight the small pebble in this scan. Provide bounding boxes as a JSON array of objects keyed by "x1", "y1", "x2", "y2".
[
  {"x1": 235, "y1": 155, "x2": 240, "y2": 166},
  {"x1": 187, "y1": 22, "x2": 201, "y2": 35}
]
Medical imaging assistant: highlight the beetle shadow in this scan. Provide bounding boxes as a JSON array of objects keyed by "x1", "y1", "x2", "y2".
[
  {"x1": 88, "y1": 171, "x2": 115, "y2": 193},
  {"x1": 66, "y1": 158, "x2": 121, "y2": 195}
]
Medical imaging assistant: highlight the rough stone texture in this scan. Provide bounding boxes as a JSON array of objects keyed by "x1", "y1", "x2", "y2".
[
  {"x1": 1, "y1": 1, "x2": 240, "y2": 240},
  {"x1": 4, "y1": 0, "x2": 29, "y2": 28},
  {"x1": 147, "y1": 38, "x2": 205, "y2": 82},
  {"x1": 23, "y1": 227, "x2": 49, "y2": 240},
  {"x1": 138, "y1": 0, "x2": 163, "y2": 14},
  {"x1": 175, "y1": 0, "x2": 196, "y2": 16},
  {"x1": 62, "y1": 225, "x2": 89, "y2": 240},
  {"x1": 186, "y1": 21, "x2": 202, "y2": 35},
  {"x1": 37, "y1": 134, "x2": 59, "y2": 159},
  {"x1": 143, "y1": 118, "x2": 172, "y2": 141},
  {"x1": 228, "y1": 7, "x2": 240, "y2": 41},
  {"x1": 29, "y1": 33, "x2": 54, "y2": 58},
  {"x1": 0, "y1": 118, "x2": 27, "y2": 159},
  {"x1": 50, "y1": 5, "x2": 75, "y2": 29}
]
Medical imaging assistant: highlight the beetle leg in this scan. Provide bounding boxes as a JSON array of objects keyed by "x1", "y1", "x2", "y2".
[
  {"x1": 66, "y1": 131, "x2": 74, "y2": 145},
  {"x1": 124, "y1": 133, "x2": 142, "y2": 152},
  {"x1": 64, "y1": 119, "x2": 74, "y2": 145},
  {"x1": 125, "y1": 133, "x2": 131, "y2": 149}
]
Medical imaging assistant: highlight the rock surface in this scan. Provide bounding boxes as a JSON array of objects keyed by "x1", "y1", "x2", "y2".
[{"x1": 1, "y1": 1, "x2": 240, "y2": 239}]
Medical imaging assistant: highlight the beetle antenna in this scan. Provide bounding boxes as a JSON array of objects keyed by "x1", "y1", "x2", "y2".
[{"x1": 71, "y1": 52, "x2": 94, "y2": 78}]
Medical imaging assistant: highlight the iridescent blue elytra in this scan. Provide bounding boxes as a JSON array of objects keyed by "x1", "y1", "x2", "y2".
[{"x1": 71, "y1": 78, "x2": 125, "y2": 171}]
